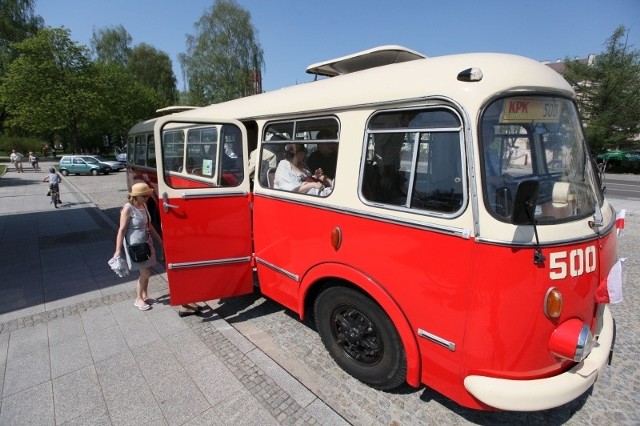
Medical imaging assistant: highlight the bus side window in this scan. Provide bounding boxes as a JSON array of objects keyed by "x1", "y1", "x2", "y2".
[
  {"x1": 362, "y1": 133, "x2": 407, "y2": 205},
  {"x1": 361, "y1": 107, "x2": 464, "y2": 214},
  {"x1": 220, "y1": 125, "x2": 243, "y2": 187},
  {"x1": 147, "y1": 135, "x2": 156, "y2": 168}
]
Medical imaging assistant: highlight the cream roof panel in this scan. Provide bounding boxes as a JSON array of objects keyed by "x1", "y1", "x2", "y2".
[{"x1": 174, "y1": 52, "x2": 575, "y2": 121}]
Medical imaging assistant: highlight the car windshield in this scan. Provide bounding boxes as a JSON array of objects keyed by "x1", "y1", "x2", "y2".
[
  {"x1": 82, "y1": 157, "x2": 100, "y2": 164},
  {"x1": 481, "y1": 95, "x2": 602, "y2": 223}
]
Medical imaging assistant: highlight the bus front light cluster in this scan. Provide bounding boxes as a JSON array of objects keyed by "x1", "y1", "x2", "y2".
[
  {"x1": 544, "y1": 287, "x2": 563, "y2": 319},
  {"x1": 548, "y1": 319, "x2": 593, "y2": 362}
]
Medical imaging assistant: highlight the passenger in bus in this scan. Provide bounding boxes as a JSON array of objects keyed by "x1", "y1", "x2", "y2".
[
  {"x1": 274, "y1": 143, "x2": 332, "y2": 196},
  {"x1": 307, "y1": 130, "x2": 338, "y2": 179}
]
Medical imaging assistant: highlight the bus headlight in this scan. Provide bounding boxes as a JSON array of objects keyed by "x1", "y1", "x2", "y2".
[{"x1": 548, "y1": 319, "x2": 593, "y2": 362}]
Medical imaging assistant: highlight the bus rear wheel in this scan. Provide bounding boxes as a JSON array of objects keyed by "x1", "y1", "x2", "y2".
[{"x1": 314, "y1": 286, "x2": 406, "y2": 390}]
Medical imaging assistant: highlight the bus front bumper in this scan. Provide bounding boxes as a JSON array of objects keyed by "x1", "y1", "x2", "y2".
[{"x1": 463, "y1": 305, "x2": 614, "y2": 411}]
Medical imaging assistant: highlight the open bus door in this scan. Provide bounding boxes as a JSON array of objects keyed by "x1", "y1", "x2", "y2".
[{"x1": 154, "y1": 116, "x2": 253, "y2": 305}]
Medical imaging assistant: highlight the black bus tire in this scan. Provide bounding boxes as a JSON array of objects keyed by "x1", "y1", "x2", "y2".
[{"x1": 314, "y1": 286, "x2": 406, "y2": 390}]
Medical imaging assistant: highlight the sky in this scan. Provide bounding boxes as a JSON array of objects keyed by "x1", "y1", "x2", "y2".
[{"x1": 37, "y1": 0, "x2": 640, "y2": 93}]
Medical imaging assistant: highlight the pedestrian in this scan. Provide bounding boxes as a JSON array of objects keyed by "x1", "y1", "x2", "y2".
[
  {"x1": 29, "y1": 152, "x2": 40, "y2": 172},
  {"x1": 114, "y1": 183, "x2": 162, "y2": 311},
  {"x1": 10, "y1": 150, "x2": 24, "y2": 173}
]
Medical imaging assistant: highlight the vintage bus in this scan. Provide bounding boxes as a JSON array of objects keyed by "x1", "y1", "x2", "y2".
[{"x1": 127, "y1": 46, "x2": 622, "y2": 411}]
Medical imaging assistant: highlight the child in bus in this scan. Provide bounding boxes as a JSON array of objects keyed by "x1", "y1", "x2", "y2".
[{"x1": 274, "y1": 143, "x2": 333, "y2": 196}]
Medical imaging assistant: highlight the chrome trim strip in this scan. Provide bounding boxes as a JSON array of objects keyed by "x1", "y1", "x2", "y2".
[
  {"x1": 255, "y1": 257, "x2": 299, "y2": 282},
  {"x1": 181, "y1": 191, "x2": 247, "y2": 199},
  {"x1": 418, "y1": 328, "x2": 456, "y2": 351},
  {"x1": 168, "y1": 256, "x2": 251, "y2": 270}
]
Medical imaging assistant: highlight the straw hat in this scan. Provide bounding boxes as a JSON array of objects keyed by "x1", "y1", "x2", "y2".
[{"x1": 130, "y1": 182, "x2": 153, "y2": 197}]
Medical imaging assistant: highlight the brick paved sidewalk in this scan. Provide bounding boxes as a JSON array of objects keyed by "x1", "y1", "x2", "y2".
[{"x1": 0, "y1": 167, "x2": 347, "y2": 425}]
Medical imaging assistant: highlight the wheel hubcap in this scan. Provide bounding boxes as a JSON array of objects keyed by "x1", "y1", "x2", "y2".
[{"x1": 331, "y1": 306, "x2": 382, "y2": 365}]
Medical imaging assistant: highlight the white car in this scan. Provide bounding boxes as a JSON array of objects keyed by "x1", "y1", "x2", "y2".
[{"x1": 84, "y1": 155, "x2": 125, "y2": 171}]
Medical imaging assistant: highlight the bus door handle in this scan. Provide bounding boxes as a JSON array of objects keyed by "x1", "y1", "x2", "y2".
[{"x1": 162, "y1": 192, "x2": 180, "y2": 213}]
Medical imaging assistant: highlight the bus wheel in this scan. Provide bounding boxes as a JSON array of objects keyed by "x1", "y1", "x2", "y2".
[{"x1": 314, "y1": 286, "x2": 406, "y2": 390}]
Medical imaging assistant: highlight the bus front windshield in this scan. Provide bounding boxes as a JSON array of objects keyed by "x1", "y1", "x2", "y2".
[{"x1": 481, "y1": 96, "x2": 602, "y2": 223}]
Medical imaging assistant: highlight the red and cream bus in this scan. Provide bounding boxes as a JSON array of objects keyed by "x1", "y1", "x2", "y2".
[{"x1": 127, "y1": 46, "x2": 623, "y2": 411}]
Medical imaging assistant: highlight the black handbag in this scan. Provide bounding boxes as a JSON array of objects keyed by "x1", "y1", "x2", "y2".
[{"x1": 127, "y1": 241, "x2": 151, "y2": 263}]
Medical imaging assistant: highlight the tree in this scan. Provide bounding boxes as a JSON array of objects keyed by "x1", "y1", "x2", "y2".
[
  {"x1": 563, "y1": 26, "x2": 640, "y2": 151},
  {"x1": 0, "y1": 27, "x2": 101, "y2": 151},
  {"x1": 128, "y1": 43, "x2": 178, "y2": 106},
  {"x1": 0, "y1": 0, "x2": 43, "y2": 132},
  {"x1": 0, "y1": 0, "x2": 43, "y2": 74},
  {"x1": 90, "y1": 24, "x2": 131, "y2": 66},
  {"x1": 179, "y1": 0, "x2": 264, "y2": 105},
  {"x1": 92, "y1": 61, "x2": 164, "y2": 142}
]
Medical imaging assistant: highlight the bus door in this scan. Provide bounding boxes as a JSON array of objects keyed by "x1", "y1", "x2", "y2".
[{"x1": 154, "y1": 117, "x2": 253, "y2": 305}]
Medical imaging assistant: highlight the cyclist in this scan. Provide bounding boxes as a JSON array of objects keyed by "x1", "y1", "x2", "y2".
[{"x1": 42, "y1": 167, "x2": 63, "y2": 205}]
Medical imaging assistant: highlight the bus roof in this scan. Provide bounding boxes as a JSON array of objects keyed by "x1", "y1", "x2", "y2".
[
  {"x1": 156, "y1": 50, "x2": 575, "y2": 125},
  {"x1": 156, "y1": 106, "x2": 198, "y2": 114},
  {"x1": 306, "y1": 45, "x2": 427, "y2": 77}
]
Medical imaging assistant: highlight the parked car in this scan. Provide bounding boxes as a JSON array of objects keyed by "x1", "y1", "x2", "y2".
[
  {"x1": 58, "y1": 155, "x2": 111, "y2": 176},
  {"x1": 83, "y1": 155, "x2": 125, "y2": 171},
  {"x1": 114, "y1": 147, "x2": 127, "y2": 164}
]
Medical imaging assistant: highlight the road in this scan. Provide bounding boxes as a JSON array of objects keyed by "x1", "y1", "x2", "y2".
[
  {"x1": 67, "y1": 169, "x2": 640, "y2": 425},
  {"x1": 604, "y1": 175, "x2": 640, "y2": 200}
]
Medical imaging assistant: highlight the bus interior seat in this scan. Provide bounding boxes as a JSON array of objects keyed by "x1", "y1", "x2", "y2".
[{"x1": 267, "y1": 167, "x2": 276, "y2": 188}]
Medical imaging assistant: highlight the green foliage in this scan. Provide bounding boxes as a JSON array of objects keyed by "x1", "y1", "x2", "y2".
[
  {"x1": 0, "y1": 27, "x2": 164, "y2": 153},
  {"x1": 128, "y1": 43, "x2": 178, "y2": 105},
  {"x1": 0, "y1": 27, "x2": 95, "y2": 150},
  {"x1": 92, "y1": 61, "x2": 164, "y2": 135},
  {"x1": 91, "y1": 26, "x2": 177, "y2": 107},
  {"x1": 563, "y1": 26, "x2": 640, "y2": 151},
  {"x1": 90, "y1": 24, "x2": 131, "y2": 66},
  {"x1": 180, "y1": 0, "x2": 264, "y2": 105},
  {"x1": 0, "y1": 133, "x2": 45, "y2": 156},
  {"x1": 0, "y1": 0, "x2": 43, "y2": 74}
]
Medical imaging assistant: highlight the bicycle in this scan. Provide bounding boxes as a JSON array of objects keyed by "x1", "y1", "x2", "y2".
[
  {"x1": 43, "y1": 167, "x2": 63, "y2": 208},
  {"x1": 49, "y1": 185, "x2": 60, "y2": 208}
]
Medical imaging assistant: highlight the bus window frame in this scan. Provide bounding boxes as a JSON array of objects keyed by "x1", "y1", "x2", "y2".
[
  {"x1": 260, "y1": 116, "x2": 340, "y2": 195},
  {"x1": 359, "y1": 106, "x2": 467, "y2": 218}
]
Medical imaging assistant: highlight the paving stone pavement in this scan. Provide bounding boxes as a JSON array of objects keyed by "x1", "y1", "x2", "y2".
[
  {"x1": 1, "y1": 161, "x2": 639, "y2": 425},
  {"x1": 0, "y1": 164, "x2": 347, "y2": 425}
]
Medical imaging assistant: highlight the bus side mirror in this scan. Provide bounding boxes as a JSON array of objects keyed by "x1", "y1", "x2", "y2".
[{"x1": 511, "y1": 180, "x2": 539, "y2": 225}]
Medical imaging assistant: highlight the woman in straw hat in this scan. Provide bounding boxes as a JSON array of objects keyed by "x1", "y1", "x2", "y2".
[{"x1": 114, "y1": 183, "x2": 163, "y2": 310}]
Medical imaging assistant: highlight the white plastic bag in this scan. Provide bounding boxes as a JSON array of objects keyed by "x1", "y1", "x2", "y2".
[{"x1": 108, "y1": 256, "x2": 130, "y2": 278}]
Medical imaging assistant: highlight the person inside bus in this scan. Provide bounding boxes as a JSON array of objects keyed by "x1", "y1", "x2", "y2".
[
  {"x1": 274, "y1": 143, "x2": 333, "y2": 196},
  {"x1": 307, "y1": 130, "x2": 338, "y2": 179}
]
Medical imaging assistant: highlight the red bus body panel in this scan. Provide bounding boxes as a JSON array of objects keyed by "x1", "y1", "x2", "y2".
[
  {"x1": 160, "y1": 187, "x2": 253, "y2": 305},
  {"x1": 252, "y1": 194, "x2": 474, "y2": 392}
]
